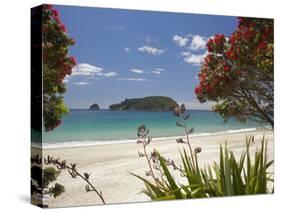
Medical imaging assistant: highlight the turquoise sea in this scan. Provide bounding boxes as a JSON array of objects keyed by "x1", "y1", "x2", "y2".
[{"x1": 38, "y1": 109, "x2": 266, "y2": 148}]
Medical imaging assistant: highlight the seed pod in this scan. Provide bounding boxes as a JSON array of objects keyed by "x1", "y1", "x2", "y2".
[{"x1": 195, "y1": 147, "x2": 202, "y2": 154}]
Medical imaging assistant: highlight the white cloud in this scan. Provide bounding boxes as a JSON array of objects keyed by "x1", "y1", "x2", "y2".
[
  {"x1": 63, "y1": 75, "x2": 70, "y2": 83},
  {"x1": 152, "y1": 67, "x2": 165, "y2": 75},
  {"x1": 190, "y1": 35, "x2": 207, "y2": 50},
  {"x1": 73, "y1": 81, "x2": 91, "y2": 85},
  {"x1": 71, "y1": 63, "x2": 118, "y2": 80},
  {"x1": 152, "y1": 71, "x2": 162, "y2": 75},
  {"x1": 130, "y1": 69, "x2": 144, "y2": 74},
  {"x1": 71, "y1": 63, "x2": 103, "y2": 76},
  {"x1": 173, "y1": 35, "x2": 189, "y2": 47},
  {"x1": 138, "y1": 46, "x2": 165, "y2": 55},
  {"x1": 97, "y1": 71, "x2": 118, "y2": 77},
  {"x1": 181, "y1": 51, "x2": 207, "y2": 66},
  {"x1": 118, "y1": 78, "x2": 148, "y2": 81},
  {"x1": 124, "y1": 47, "x2": 130, "y2": 52}
]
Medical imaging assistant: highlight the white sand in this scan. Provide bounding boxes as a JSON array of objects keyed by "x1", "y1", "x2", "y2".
[{"x1": 34, "y1": 130, "x2": 273, "y2": 207}]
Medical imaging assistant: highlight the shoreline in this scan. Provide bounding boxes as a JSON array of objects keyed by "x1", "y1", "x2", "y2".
[
  {"x1": 33, "y1": 130, "x2": 274, "y2": 207},
  {"x1": 33, "y1": 127, "x2": 272, "y2": 149}
]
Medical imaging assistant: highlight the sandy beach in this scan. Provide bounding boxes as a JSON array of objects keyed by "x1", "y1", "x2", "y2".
[{"x1": 33, "y1": 130, "x2": 273, "y2": 207}]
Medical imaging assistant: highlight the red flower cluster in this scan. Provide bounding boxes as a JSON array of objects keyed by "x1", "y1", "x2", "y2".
[
  {"x1": 206, "y1": 34, "x2": 225, "y2": 53},
  {"x1": 243, "y1": 28, "x2": 254, "y2": 40},
  {"x1": 195, "y1": 17, "x2": 273, "y2": 108},
  {"x1": 262, "y1": 26, "x2": 272, "y2": 39},
  {"x1": 196, "y1": 74, "x2": 214, "y2": 95},
  {"x1": 55, "y1": 56, "x2": 76, "y2": 83},
  {"x1": 204, "y1": 54, "x2": 212, "y2": 64},
  {"x1": 69, "y1": 56, "x2": 77, "y2": 65},
  {"x1": 198, "y1": 72, "x2": 205, "y2": 81},
  {"x1": 60, "y1": 24, "x2": 66, "y2": 32},
  {"x1": 258, "y1": 41, "x2": 267, "y2": 50},
  {"x1": 226, "y1": 48, "x2": 238, "y2": 60},
  {"x1": 206, "y1": 38, "x2": 213, "y2": 52},
  {"x1": 53, "y1": 14, "x2": 61, "y2": 24},
  {"x1": 51, "y1": 9, "x2": 59, "y2": 17},
  {"x1": 224, "y1": 65, "x2": 230, "y2": 72},
  {"x1": 238, "y1": 17, "x2": 255, "y2": 31},
  {"x1": 44, "y1": 5, "x2": 63, "y2": 26},
  {"x1": 42, "y1": 3, "x2": 77, "y2": 131},
  {"x1": 205, "y1": 83, "x2": 213, "y2": 93},
  {"x1": 57, "y1": 65, "x2": 72, "y2": 83},
  {"x1": 214, "y1": 34, "x2": 225, "y2": 44},
  {"x1": 194, "y1": 86, "x2": 202, "y2": 94}
]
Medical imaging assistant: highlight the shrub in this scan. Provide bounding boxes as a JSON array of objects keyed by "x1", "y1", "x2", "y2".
[
  {"x1": 31, "y1": 155, "x2": 105, "y2": 207},
  {"x1": 133, "y1": 106, "x2": 273, "y2": 200}
]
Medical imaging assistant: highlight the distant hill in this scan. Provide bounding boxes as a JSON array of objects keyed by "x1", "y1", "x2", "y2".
[
  {"x1": 89, "y1": 103, "x2": 100, "y2": 110},
  {"x1": 109, "y1": 96, "x2": 178, "y2": 111}
]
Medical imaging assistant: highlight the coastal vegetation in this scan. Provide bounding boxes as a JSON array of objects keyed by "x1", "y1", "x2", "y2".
[
  {"x1": 31, "y1": 5, "x2": 98, "y2": 207},
  {"x1": 42, "y1": 4, "x2": 76, "y2": 131},
  {"x1": 133, "y1": 17, "x2": 274, "y2": 200},
  {"x1": 195, "y1": 18, "x2": 273, "y2": 128},
  {"x1": 109, "y1": 96, "x2": 178, "y2": 111},
  {"x1": 31, "y1": 154, "x2": 106, "y2": 207},
  {"x1": 31, "y1": 155, "x2": 65, "y2": 207},
  {"x1": 133, "y1": 105, "x2": 273, "y2": 200}
]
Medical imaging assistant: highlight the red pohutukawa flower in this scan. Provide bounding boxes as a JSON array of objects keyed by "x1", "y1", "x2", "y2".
[
  {"x1": 223, "y1": 65, "x2": 230, "y2": 72},
  {"x1": 52, "y1": 9, "x2": 59, "y2": 17},
  {"x1": 258, "y1": 41, "x2": 267, "y2": 50},
  {"x1": 194, "y1": 86, "x2": 201, "y2": 94},
  {"x1": 206, "y1": 39, "x2": 213, "y2": 52},
  {"x1": 69, "y1": 56, "x2": 77, "y2": 65},
  {"x1": 60, "y1": 24, "x2": 66, "y2": 32},
  {"x1": 207, "y1": 34, "x2": 225, "y2": 53},
  {"x1": 214, "y1": 34, "x2": 225, "y2": 44},
  {"x1": 205, "y1": 84, "x2": 213, "y2": 93},
  {"x1": 54, "y1": 15, "x2": 61, "y2": 24},
  {"x1": 226, "y1": 49, "x2": 238, "y2": 60}
]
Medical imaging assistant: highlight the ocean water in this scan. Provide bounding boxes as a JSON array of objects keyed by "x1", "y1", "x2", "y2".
[{"x1": 38, "y1": 109, "x2": 266, "y2": 148}]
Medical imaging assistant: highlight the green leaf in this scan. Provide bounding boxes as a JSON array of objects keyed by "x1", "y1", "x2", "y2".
[
  {"x1": 131, "y1": 173, "x2": 165, "y2": 197},
  {"x1": 157, "y1": 153, "x2": 183, "y2": 199}
]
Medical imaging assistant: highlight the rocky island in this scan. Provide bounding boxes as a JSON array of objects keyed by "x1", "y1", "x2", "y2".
[
  {"x1": 109, "y1": 96, "x2": 178, "y2": 111},
  {"x1": 89, "y1": 103, "x2": 100, "y2": 110}
]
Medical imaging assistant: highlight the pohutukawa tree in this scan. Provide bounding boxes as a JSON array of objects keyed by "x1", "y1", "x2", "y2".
[
  {"x1": 195, "y1": 17, "x2": 273, "y2": 128},
  {"x1": 42, "y1": 5, "x2": 76, "y2": 131}
]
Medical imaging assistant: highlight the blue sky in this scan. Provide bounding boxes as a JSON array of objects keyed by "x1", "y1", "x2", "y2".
[{"x1": 54, "y1": 5, "x2": 238, "y2": 109}]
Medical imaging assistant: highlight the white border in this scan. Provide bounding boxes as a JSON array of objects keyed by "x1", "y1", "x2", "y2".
[{"x1": 0, "y1": 0, "x2": 280, "y2": 211}]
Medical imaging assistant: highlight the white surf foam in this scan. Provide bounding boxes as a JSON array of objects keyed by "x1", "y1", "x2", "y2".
[{"x1": 33, "y1": 127, "x2": 259, "y2": 149}]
